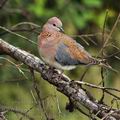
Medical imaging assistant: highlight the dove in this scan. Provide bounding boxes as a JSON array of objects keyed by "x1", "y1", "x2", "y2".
[{"x1": 38, "y1": 17, "x2": 114, "y2": 72}]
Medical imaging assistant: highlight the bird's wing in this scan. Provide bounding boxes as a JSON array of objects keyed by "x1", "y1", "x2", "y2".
[
  {"x1": 55, "y1": 43, "x2": 80, "y2": 66},
  {"x1": 55, "y1": 38, "x2": 92, "y2": 66}
]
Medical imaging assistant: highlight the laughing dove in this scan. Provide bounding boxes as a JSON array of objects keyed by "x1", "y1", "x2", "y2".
[{"x1": 38, "y1": 17, "x2": 110, "y2": 71}]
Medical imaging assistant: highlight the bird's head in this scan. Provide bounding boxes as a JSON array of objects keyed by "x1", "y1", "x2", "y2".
[{"x1": 43, "y1": 17, "x2": 64, "y2": 32}]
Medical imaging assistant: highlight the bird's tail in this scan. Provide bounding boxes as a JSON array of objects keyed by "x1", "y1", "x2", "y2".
[
  {"x1": 89, "y1": 58, "x2": 118, "y2": 73},
  {"x1": 96, "y1": 58, "x2": 118, "y2": 73}
]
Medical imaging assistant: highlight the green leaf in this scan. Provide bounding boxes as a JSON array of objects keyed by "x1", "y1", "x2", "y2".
[
  {"x1": 28, "y1": 0, "x2": 46, "y2": 16},
  {"x1": 82, "y1": 0, "x2": 102, "y2": 7}
]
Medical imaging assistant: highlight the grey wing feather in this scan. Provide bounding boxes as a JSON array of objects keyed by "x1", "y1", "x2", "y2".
[{"x1": 55, "y1": 43, "x2": 83, "y2": 66}]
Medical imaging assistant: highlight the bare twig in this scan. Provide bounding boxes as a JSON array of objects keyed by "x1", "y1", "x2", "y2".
[
  {"x1": 0, "y1": 105, "x2": 34, "y2": 120},
  {"x1": 98, "y1": 13, "x2": 120, "y2": 56},
  {"x1": 30, "y1": 68, "x2": 50, "y2": 120},
  {"x1": 99, "y1": 10, "x2": 109, "y2": 103},
  {"x1": 0, "y1": 57, "x2": 28, "y2": 80},
  {"x1": 79, "y1": 68, "x2": 89, "y2": 81},
  {"x1": 0, "y1": 22, "x2": 41, "y2": 36},
  {"x1": 0, "y1": 26, "x2": 37, "y2": 45},
  {"x1": 75, "y1": 81, "x2": 120, "y2": 93},
  {"x1": 20, "y1": 104, "x2": 38, "y2": 120}
]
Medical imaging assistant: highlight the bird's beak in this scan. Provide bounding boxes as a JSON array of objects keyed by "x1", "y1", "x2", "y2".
[{"x1": 58, "y1": 27, "x2": 64, "y2": 33}]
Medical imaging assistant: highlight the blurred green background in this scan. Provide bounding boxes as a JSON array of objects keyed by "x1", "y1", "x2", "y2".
[{"x1": 0, "y1": 0, "x2": 120, "y2": 120}]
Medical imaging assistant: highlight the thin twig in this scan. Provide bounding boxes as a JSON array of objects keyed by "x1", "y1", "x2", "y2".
[
  {"x1": 0, "y1": 26, "x2": 37, "y2": 45},
  {"x1": 75, "y1": 80, "x2": 120, "y2": 100},
  {"x1": 0, "y1": 57, "x2": 29, "y2": 80},
  {"x1": 75, "y1": 81, "x2": 120, "y2": 93},
  {"x1": 99, "y1": 10, "x2": 109, "y2": 103},
  {"x1": 12, "y1": 22, "x2": 41, "y2": 29},
  {"x1": 30, "y1": 68, "x2": 49, "y2": 120},
  {"x1": 98, "y1": 13, "x2": 120, "y2": 56},
  {"x1": 20, "y1": 104, "x2": 38, "y2": 120},
  {"x1": 0, "y1": 105, "x2": 34, "y2": 120},
  {"x1": 79, "y1": 68, "x2": 89, "y2": 81},
  {"x1": 0, "y1": 28, "x2": 39, "y2": 36}
]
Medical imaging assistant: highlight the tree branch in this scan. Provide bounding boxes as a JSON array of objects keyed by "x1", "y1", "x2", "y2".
[{"x1": 0, "y1": 38, "x2": 120, "y2": 120}]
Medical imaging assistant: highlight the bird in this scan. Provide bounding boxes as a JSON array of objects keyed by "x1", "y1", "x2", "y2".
[{"x1": 38, "y1": 17, "x2": 115, "y2": 72}]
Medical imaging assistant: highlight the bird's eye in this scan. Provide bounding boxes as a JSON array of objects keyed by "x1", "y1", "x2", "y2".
[{"x1": 53, "y1": 24, "x2": 56, "y2": 26}]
